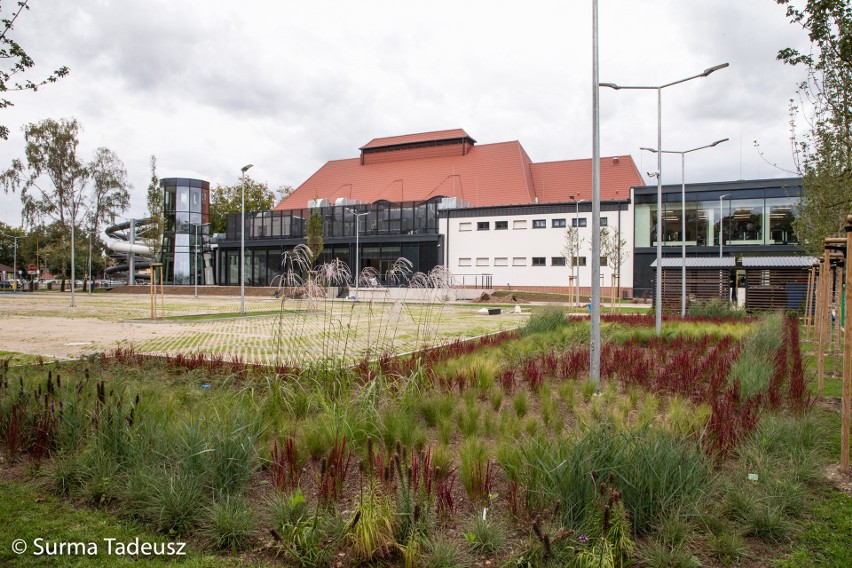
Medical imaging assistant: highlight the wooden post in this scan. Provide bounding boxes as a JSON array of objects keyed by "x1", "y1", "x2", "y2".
[
  {"x1": 149, "y1": 267, "x2": 155, "y2": 320},
  {"x1": 805, "y1": 265, "x2": 815, "y2": 336},
  {"x1": 842, "y1": 215, "x2": 852, "y2": 470},
  {"x1": 834, "y1": 264, "x2": 841, "y2": 376},
  {"x1": 159, "y1": 264, "x2": 165, "y2": 320},
  {"x1": 818, "y1": 255, "x2": 828, "y2": 398},
  {"x1": 816, "y1": 260, "x2": 825, "y2": 344}
]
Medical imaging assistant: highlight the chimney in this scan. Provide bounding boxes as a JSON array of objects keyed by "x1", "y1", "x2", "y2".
[{"x1": 612, "y1": 156, "x2": 620, "y2": 165}]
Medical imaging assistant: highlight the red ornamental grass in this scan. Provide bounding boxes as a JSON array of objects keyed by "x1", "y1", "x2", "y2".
[
  {"x1": 435, "y1": 467, "x2": 457, "y2": 518},
  {"x1": 786, "y1": 317, "x2": 812, "y2": 413},
  {"x1": 271, "y1": 436, "x2": 301, "y2": 491},
  {"x1": 523, "y1": 360, "x2": 544, "y2": 391},
  {"x1": 317, "y1": 434, "x2": 352, "y2": 505},
  {"x1": 466, "y1": 460, "x2": 494, "y2": 503},
  {"x1": 767, "y1": 338, "x2": 788, "y2": 410},
  {"x1": 499, "y1": 369, "x2": 516, "y2": 392},
  {"x1": 1, "y1": 401, "x2": 27, "y2": 459}
]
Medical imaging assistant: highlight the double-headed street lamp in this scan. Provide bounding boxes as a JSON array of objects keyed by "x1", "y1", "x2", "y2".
[
  {"x1": 601, "y1": 62, "x2": 728, "y2": 335},
  {"x1": 240, "y1": 164, "x2": 253, "y2": 315},
  {"x1": 641, "y1": 138, "x2": 729, "y2": 317},
  {"x1": 346, "y1": 208, "x2": 369, "y2": 300}
]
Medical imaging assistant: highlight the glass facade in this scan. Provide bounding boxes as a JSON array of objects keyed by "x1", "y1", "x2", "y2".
[
  {"x1": 217, "y1": 200, "x2": 442, "y2": 286},
  {"x1": 635, "y1": 195, "x2": 799, "y2": 248},
  {"x1": 632, "y1": 178, "x2": 804, "y2": 298},
  {"x1": 224, "y1": 200, "x2": 440, "y2": 242},
  {"x1": 161, "y1": 178, "x2": 210, "y2": 285}
]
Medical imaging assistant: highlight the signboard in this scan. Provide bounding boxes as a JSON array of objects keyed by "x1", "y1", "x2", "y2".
[{"x1": 28, "y1": 264, "x2": 35, "y2": 272}]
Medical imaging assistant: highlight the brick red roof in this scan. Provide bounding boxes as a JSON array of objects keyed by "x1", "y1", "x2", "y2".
[
  {"x1": 275, "y1": 132, "x2": 642, "y2": 210},
  {"x1": 360, "y1": 128, "x2": 475, "y2": 150}
]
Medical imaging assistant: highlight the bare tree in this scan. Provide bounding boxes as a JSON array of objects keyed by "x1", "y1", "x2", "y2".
[
  {"x1": 1, "y1": 118, "x2": 130, "y2": 304},
  {"x1": 600, "y1": 226, "x2": 629, "y2": 300}
]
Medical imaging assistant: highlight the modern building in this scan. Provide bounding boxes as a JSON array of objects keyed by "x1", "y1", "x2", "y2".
[
  {"x1": 214, "y1": 129, "x2": 643, "y2": 291},
  {"x1": 632, "y1": 177, "x2": 804, "y2": 299},
  {"x1": 160, "y1": 177, "x2": 212, "y2": 285}
]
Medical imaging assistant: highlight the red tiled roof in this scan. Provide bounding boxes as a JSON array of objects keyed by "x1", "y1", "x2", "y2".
[
  {"x1": 275, "y1": 133, "x2": 642, "y2": 210},
  {"x1": 360, "y1": 128, "x2": 474, "y2": 150},
  {"x1": 532, "y1": 155, "x2": 641, "y2": 202}
]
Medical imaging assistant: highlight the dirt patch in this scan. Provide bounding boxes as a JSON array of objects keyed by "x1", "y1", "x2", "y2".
[
  {"x1": 474, "y1": 291, "x2": 530, "y2": 304},
  {"x1": 824, "y1": 464, "x2": 852, "y2": 494}
]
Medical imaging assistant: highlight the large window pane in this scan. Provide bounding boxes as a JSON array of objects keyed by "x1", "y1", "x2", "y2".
[
  {"x1": 634, "y1": 204, "x2": 652, "y2": 247},
  {"x1": 727, "y1": 198, "x2": 763, "y2": 244},
  {"x1": 766, "y1": 197, "x2": 798, "y2": 244}
]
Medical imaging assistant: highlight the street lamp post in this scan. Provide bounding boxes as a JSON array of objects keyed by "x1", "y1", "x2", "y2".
[
  {"x1": 640, "y1": 138, "x2": 728, "y2": 317},
  {"x1": 88, "y1": 229, "x2": 93, "y2": 295},
  {"x1": 240, "y1": 164, "x2": 253, "y2": 314},
  {"x1": 0, "y1": 231, "x2": 21, "y2": 285},
  {"x1": 719, "y1": 194, "x2": 730, "y2": 258},
  {"x1": 195, "y1": 223, "x2": 199, "y2": 298},
  {"x1": 347, "y1": 208, "x2": 369, "y2": 299},
  {"x1": 601, "y1": 62, "x2": 729, "y2": 335}
]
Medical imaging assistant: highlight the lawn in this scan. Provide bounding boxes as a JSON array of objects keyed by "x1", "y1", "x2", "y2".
[{"x1": 1, "y1": 308, "x2": 850, "y2": 567}]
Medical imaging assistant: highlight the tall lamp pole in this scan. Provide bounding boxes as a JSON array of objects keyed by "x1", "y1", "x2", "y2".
[
  {"x1": 0, "y1": 231, "x2": 21, "y2": 284},
  {"x1": 601, "y1": 62, "x2": 729, "y2": 335},
  {"x1": 240, "y1": 164, "x2": 253, "y2": 314},
  {"x1": 347, "y1": 208, "x2": 369, "y2": 299},
  {"x1": 640, "y1": 138, "x2": 728, "y2": 317},
  {"x1": 719, "y1": 194, "x2": 730, "y2": 258},
  {"x1": 88, "y1": 228, "x2": 93, "y2": 294},
  {"x1": 194, "y1": 223, "x2": 199, "y2": 298}
]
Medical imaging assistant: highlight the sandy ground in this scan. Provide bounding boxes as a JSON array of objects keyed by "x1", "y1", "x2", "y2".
[
  {"x1": 0, "y1": 316, "x2": 189, "y2": 360},
  {"x1": 0, "y1": 291, "x2": 524, "y2": 363}
]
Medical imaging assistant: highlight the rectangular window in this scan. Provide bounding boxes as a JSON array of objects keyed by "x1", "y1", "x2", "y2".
[
  {"x1": 572, "y1": 257, "x2": 587, "y2": 267},
  {"x1": 477, "y1": 221, "x2": 490, "y2": 231},
  {"x1": 552, "y1": 219, "x2": 566, "y2": 228},
  {"x1": 600, "y1": 257, "x2": 608, "y2": 267},
  {"x1": 600, "y1": 217, "x2": 608, "y2": 227},
  {"x1": 532, "y1": 257, "x2": 546, "y2": 266},
  {"x1": 552, "y1": 257, "x2": 566, "y2": 266},
  {"x1": 495, "y1": 220, "x2": 508, "y2": 230},
  {"x1": 459, "y1": 222, "x2": 472, "y2": 232},
  {"x1": 513, "y1": 220, "x2": 527, "y2": 230},
  {"x1": 512, "y1": 257, "x2": 527, "y2": 266},
  {"x1": 532, "y1": 219, "x2": 546, "y2": 229},
  {"x1": 458, "y1": 257, "x2": 472, "y2": 267},
  {"x1": 476, "y1": 257, "x2": 489, "y2": 267},
  {"x1": 494, "y1": 257, "x2": 508, "y2": 266},
  {"x1": 572, "y1": 218, "x2": 588, "y2": 228}
]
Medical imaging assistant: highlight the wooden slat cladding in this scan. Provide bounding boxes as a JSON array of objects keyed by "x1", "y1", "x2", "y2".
[
  {"x1": 657, "y1": 268, "x2": 731, "y2": 312},
  {"x1": 744, "y1": 268, "x2": 809, "y2": 311}
]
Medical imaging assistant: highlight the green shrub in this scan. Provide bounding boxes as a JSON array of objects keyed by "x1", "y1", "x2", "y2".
[
  {"x1": 204, "y1": 496, "x2": 255, "y2": 551},
  {"x1": 465, "y1": 515, "x2": 506, "y2": 555},
  {"x1": 268, "y1": 488, "x2": 309, "y2": 529},
  {"x1": 425, "y1": 534, "x2": 468, "y2": 568},
  {"x1": 708, "y1": 532, "x2": 748, "y2": 566},
  {"x1": 639, "y1": 541, "x2": 701, "y2": 568},
  {"x1": 686, "y1": 298, "x2": 743, "y2": 318},
  {"x1": 512, "y1": 391, "x2": 529, "y2": 418},
  {"x1": 524, "y1": 427, "x2": 711, "y2": 534},
  {"x1": 145, "y1": 468, "x2": 206, "y2": 536},
  {"x1": 522, "y1": 308, "x2": 567, "y2": 336},
  {"x1": 457, "y1": 400, "x2": 481, "y2": 439},
  {"x1": 209, "y1": 419, "x2": 259, "y2": 498}
]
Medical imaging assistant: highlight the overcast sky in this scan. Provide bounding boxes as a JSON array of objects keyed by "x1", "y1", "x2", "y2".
[{"x1": 0, "y1": 0, "x2": 810, "y2": 228}]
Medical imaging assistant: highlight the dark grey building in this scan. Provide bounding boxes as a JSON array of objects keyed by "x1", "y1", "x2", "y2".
[{"x1": 632, "y1": 177, "x2": 803, "y2": 298}]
